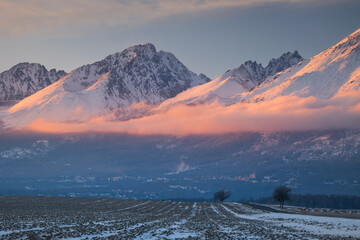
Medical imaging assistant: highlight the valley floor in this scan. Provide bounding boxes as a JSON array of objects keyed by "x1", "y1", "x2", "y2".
[{"x1": 0, "y1": 196, "x2": 359, "y2": 240}]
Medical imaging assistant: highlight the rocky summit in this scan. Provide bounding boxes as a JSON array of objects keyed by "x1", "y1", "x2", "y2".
[{"x1": 0, "y1": 63, "x2": 66, "y2": 106}]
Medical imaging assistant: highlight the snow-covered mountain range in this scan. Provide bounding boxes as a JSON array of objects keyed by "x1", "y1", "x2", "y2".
[
  {"x1": 158, "y1": 28, "x2": 360, "y2": 110},
  {"x1": 0, "y1": 63, "x2": 66, "y2": 106},
  {"x1": 236, "y1": 28, "x2": 360, "y2": 103},
  {"x1": 4, "y1": 43, "x2": 210, "y2": 124},
  {"x1": 157, "y1": 51, "x2": 302, "y2": 108},
  {"x1": 1, "y1": 28, "x2": 360, "y2": 130}
]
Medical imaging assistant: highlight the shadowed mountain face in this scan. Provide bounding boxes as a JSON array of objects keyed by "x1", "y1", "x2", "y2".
[
  {"x1": 0, "y1": 63, "x2": 66, "y2": 106},
  {"x1": 229, "y1": 50, "x2": 303, "y2": 92},
  {"x1": 0, "y1": 130, "x2": 359, "y2": 199},
  {"x1": 264, "y1": 50, "x2": 303, "y2": 77}
]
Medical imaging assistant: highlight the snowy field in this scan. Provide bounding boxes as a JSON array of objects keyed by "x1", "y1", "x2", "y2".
[{"x1": 0, "y1": 197, "x2": 359, "y2": 239}]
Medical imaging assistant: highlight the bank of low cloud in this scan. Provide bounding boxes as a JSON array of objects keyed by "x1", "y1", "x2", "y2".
[{"x1": 23, "y1": 92, "x2": 360, "y2": 135}]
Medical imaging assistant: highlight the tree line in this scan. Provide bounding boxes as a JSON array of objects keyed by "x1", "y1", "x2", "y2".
[
  {"x1": 252, "y1": 193, "x2": 360, "y2": 209},
  {"x1": 215, "y1": 185, "x2": 360, "y2": 210},
  {"x1": 168, "y1": 186, "x2": 360, "y2": 210},
  {"x1": 214, "y1": 186, "x2": 291, "y2": 207}
]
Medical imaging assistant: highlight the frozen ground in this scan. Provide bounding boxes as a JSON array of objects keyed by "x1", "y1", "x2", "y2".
[{"x1": 0, "y1": 197, "x2": 359, "y2": 239}]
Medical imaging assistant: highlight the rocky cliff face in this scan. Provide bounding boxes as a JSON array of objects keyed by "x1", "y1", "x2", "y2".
[
  {"x1": 220, "y1": 50, "x2": 303, "y2": 93},
  {"x1": 264, "y1": 50, "x2": 303, "y2": 77}
]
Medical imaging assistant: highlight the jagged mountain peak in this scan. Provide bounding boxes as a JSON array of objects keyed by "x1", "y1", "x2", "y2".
[
  {"x1": 239, "y1": 60, "x2": 263, "y2": 70},
  {"x1": 240, "y1": 28, "x2": 360, "y2": 102},
  {"x1": 265, "y1": 50, "x2": 303, "y2": 77},
  {"x1": 229, "y1": 60, "x2": 265, "y2": 89},
  {"x1": 6, "y1": 44, "x2": 210, "y2": 125},
  {"x1": 157, "y1": 50, "x2": 303, "y2": 109},
  {"x1": 293, "y1": 50, "x2": 300, "y2": 56},
  {"x1": 268, "y1": 50, "x2": 302, "y2": 64},
  {"x1": 62, "y1": 42, "x2": 209, "y2": 93},
  {"x1": 11, "y1": 62, "x2": 40, "y2": 69},
  {"x1": 237, "y1": 60, "x2": 261, "y2": 69},
  {"x1": 125, "y1": 43, "x2": 157, "y2": 55},
  {"x1": 199, "y1": 73, "x2": 211, "y2": 83},
  {"x1": 8, "y1": 62, "x2": 66, "y2": 76},
  {"x1": 225, "y1": 51, "x2": 303, "y2": 90},
  {"x1": 0, "y1": 62, "x2": 66, "y2": 105},
  {"x1": 243, "y1": 60, "x2": 257, "y2": 65},
  {"x1": 104, "y1": 43, "x2": 157, "y2": 65},
  {"x1": 123, "y1": 43, "x2": 156, "y2": 54}
]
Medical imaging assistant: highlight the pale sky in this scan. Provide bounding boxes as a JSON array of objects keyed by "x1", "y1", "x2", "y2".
[{"x1": 0, "y1": 0, "x2": 360, "y2": 78}]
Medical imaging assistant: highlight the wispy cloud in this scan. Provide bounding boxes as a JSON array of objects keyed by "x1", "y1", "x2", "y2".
[{"x1": 0, "y1": 0, "x2": 327, "y2": 37}]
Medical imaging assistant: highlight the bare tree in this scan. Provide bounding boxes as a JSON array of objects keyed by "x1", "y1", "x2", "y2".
[
  {"x1": 213, "y1": 190, "x2": 231, "y2": 202},
  {"x1": 273, "y1": 185, "x2": 291, "y2": 208}
]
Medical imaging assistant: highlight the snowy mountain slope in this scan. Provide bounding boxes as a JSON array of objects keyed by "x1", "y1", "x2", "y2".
[
  {"x1": 238, "y1": 28, "x2": 360, "y2": 102},
  {"x1": 5, "y1": 44, "x2": 210, "y2": 126},
  {"x1": 0, "y1": 63, "x2": 66, "y2": 106},
  {"x1": 157, "y1": 51, "x2": 302, "y2": 108}
]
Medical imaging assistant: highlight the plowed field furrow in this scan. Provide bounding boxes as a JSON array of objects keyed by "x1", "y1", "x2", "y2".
[{"x1": 0, "y1": 197, "x2": 358, "y2": 240}]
